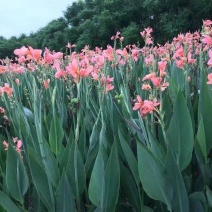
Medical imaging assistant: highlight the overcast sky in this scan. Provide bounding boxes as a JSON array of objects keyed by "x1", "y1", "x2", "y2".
[{"x1": 0, "y1": 0, "x2": 76, "y2": 39}]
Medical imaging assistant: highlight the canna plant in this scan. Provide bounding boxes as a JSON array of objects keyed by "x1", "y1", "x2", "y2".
[{"x1": 0, "y1": 20, "x2": 212, "y2": 212}]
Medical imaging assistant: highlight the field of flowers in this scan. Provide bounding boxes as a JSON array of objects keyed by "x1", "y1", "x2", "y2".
[{"x1": 0, "y1": 20, "x2": 212, "y2": 212}]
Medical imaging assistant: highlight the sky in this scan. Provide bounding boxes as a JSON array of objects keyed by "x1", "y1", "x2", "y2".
[{"x1": 0, "y1": 0, "x2": 76, "y2": 39}]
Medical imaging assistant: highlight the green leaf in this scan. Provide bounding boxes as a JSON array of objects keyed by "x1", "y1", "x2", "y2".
[
  {"x1": 102, "y1": 141, "x2": 120, "y2": 212},
  {"x1": 137, "y1": 142, "x2": 172, "y2": 211},
  {"x1": 165, "y1": 146, "x2": 189, "y2": 212},
  {"x1": 206, "y1": 186, "x2": 212, "y2": 208},
  {"x1": 6, "y1": 144, "x2": 29, "y2": 204},
  {"x1": 0, "y1": 191, "x2": 21, "y2": 212},
  {"x1": 196, "y1": 116, "x2": 207, "y2": 163},
  {"x1": 56, "y1": 171, "x2": 76, "y2": 212},
  {"x1": 85, "y1": 117, "x2": 100, "y2": 174},
  {"x1": 31, "y1": 187, "x2": 42, "y2": 212},
  {"x1": 88, "y1": 146, "x2": 106, "y2": 207},
  {"x1": 118, "y1": 125, "x2": 140, "y2": 185},
  {"x1": 144, "y1": 206, "x2": 154, "y2": 212},
  {"x1": 167, "y1": 90, "x2": 193, "y2": 171},
  {"x1": 170, "y1": 62, "x2": 185, "y2": 91},
  {"x1": 189, "y1": 192, "x2": 208, "y2": 212},
  {"x1": 29, "y1": 149, "x2": 54, "y2": 211},
  {"x1": 146, "y1": 126, "x2": 165, "y2": 162},
  {"x1": 120, "y1": 162, "x2": 141, "y2": 212},
  {"x1": 42, "y1": 141, "x2": 60, "y2": 188},
  {"x1": 198, "y1": 72, "x2": 212, "y2": 154},
  {"x1": 66, "y1": 142, "x2": 85, "y2": 199},
  {"x1": 49, "y1": 115, "x2": 64, "y2": 156}
]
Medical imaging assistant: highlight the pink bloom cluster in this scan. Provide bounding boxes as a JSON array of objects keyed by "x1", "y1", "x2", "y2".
[
  {"x1": 0, "y1": 83, "x2": 13, "y2": 97},
  {"x1": 133, "y1": 95, "x2": 160, "y2": 117},
  {"x1": 3, "y1": 137, "x2": 23, "y2": 157}
]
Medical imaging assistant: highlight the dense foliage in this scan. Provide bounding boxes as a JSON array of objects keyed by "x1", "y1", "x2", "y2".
[
  {"x1": 0, "y1": 0, "x2": 212, "y2": 58},
  {"x1": 0, "y1": 20, "x2": 212, "y2": 211}
]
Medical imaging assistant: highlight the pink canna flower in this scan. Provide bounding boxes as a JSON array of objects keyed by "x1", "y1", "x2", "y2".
[
  {"x1": 17, "y1": 56, "x2": 26, "y2": 63},
  {"x1": 91, "y1": 72, "x2": 99, "y2": 80},
  {"x1": 133, "y1": 95, "x2": 143, "y2": 111},
  {"x1": 173, "y1": 46, "x2": 184, "y2": 60},
  {"x1": 43, "y1": 79, "x2": 50, "y2": 89},
  {"x1": 53, "y1": 60, "x2": 66, "y2": 79},
  {"x1": 0, "y1": 65, "x2": 7, "y2": 74},
  {"x1": 203, "y1": 20, "x2": 212, "y2": 26},
  {"x1": 141, "y1": 99, "x2": 160, "y2": 116},
  {"x1": 2, "y1": 83, "x2": 13, "y2": 96},
  {"x1": 106, "y1": 83, "x2": 114, "y2": 93},
  {"x1": 144, "y1": 54, "x2": 154, "y2": 66},
  {"x1": 158, "y1": 60, "x2": 167, "y2": 72},
  {"x1": 151, "y1": 76, "x2": 162, "y2": 88},
  {"x1": 15, "y1": 79, "x2": 20, "y2": 86},
  {"x1": 131, "y1": 49, "x2": 139, "y2": 61},
  {"x1": 55, "y1": 70, "x2": 66, "y2": 79},
  {"x1": 175, "y1": 57, "x2": 187, "y2": 69},
  {"x1": 0, "y1": 107, "x2": 5, "y2": 113},
  {"x1": 16, "y1": 140, "x2": 22, "y2": 154},
  {"x1": 142, "y1": 73, "x2": 156, "y2": 81},
  {"x1": 133, "y1": 96, "x2": 160, "y2": 117},
  {"x1": 52, "y1": 52, "x2": 63, "y2": 60},
  {"x1": 3, "y1": 140, "x2": 8, "y2": 150},
  {"x1": 66, "y1": 42, "x2": 71, "y2": 49},
  {"x1": 202, "y1": 35, "x2": 212, "y2": 47},
  {"x1": 145, "y1": 37, "x2": 153, "y2": 45},
  {"x1": 100, "y1": 75, "x2": 114, "y2": 93},
  {"x1": 207, "y1": 50, "x2": 212, "y2": 67},
  {"x1": 103, "y1": 46, "x2": 114, "y2": 61},
  {"x1": 207, "y1": 73, "x2": 212, "y2": 84},
  {"x1": 187, "y1": 52, "x2": 196, "y2": 64},
  {"x1": 160, "y1": 81, "x2": 169, "y2": 91},
  {"x1": 142, "y1": 83, "x2": 152, "y2": 90},
  {"x1": 66, "y1": 58, "x2": 80, "y2": 81},
  {"x1": 79, "y1": 65, "x2": 93, "y2": 77},
  {"x1": 28, "y1": 46, "x2": 42, "y2": 62},
  {"x1": 14, "y1": 46, "x2": 29, "y2": 57}
]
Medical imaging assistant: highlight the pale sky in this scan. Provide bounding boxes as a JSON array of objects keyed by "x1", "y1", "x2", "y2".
[{"x1": 0, "y1": 0, "x2": 76, "y2": 39}]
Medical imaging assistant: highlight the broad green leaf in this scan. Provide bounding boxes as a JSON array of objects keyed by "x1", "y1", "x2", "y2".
[
  {"x1": 162, "y1": 92, "x2": 172, "y2": 130},
  {"x1": 59, "y1": 140, "x2": 71, "y2": 172},
  {"x1": 6, "y1": 144, "x2": 29, "y2": 204},
  {"x1": 102, "y1": 141, "x2": 120, "y2": 212},
  {"x1": 85, "y1": 117, "x2": 100, "y2": 174},
  {"x1": 165, "y1": 146, "x2": 189, "y2": 212},
  {"x1": 196, "y1": 116, "x2": 207, "y2": 163},
  {"x1": 66, "y1": 142, "x2": 85, "y2": 199},
  {"x1": 49, "y1": 115, "x2": 64, "y2": 156},
  {"x1": 118, "y1": 125, "x2": 140, "y2": 185},
  {"x1": 146, "y1": 126, "x2": 165, "y2": 162},
  {"x1": 206, "y1": 186, "x2": 212, "y2": 208},
  {"x1": 170, "y1": 62, "x2": 185, "y2": 91},
  {"x1": 144, "y1": 206, "x2": 154, "y2": 212},
  {"x1": 42, "y1": 141, "x2": 60, "y2": 188},
  {"x1": 56, "y1": 171, "x2": 76, "y2": 212},
  {"x1": 23, "y1": 106, "x2": 34, "y2": 123},
  {"x1": 31, "y1": 187, "x2": 42, "y2": 212},
  {"x1": 189, "y1": 192, "x2": 208, "y2": 212},
  {"x1": 78, "y1": 122, "x2": 87, "y2": 161},
  {"x1": 137, "y1": 142, "x2": 172, "y2": 211},
  {"x1": 0, "y1": 191, "x2": 21, "y2": 212},
  {"x1": 29, "y1": 149, "x2": 54, "y2": 211},
  {"x1": 88, "y1": 146, "x2": 106, "y2": 207},
  {"x1": 120, "y1": 162, "x2": 141, "y2": 212},
  {"x1": 167, "y1": 90, "x2": 193, "y2": 171},
  {"x1": 198, "y1": 72, "x2": 212, "y2": 154}
]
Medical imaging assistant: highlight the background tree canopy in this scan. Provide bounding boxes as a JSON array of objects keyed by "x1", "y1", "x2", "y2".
[{"x1": 0, "y1": 0, "x2": 212, "y2": 58}]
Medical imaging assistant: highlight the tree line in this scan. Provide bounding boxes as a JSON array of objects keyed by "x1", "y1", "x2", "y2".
[{"x1": 0, "y1": 0, "x2": 212, "y2": 58}]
